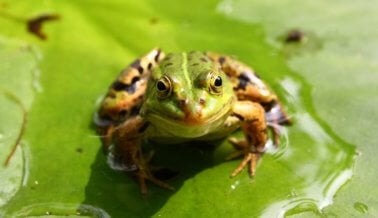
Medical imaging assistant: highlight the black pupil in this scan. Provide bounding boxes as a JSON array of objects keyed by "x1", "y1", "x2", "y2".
[
  {"x1": 157, "y1": 81, "x2": 167, "y2": 91},
  {"x1": 214, "y1": 76, "x2": 222, "y2": 87}
]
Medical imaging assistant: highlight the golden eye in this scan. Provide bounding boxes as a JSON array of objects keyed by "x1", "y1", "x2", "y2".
[
  {"x1": 156, "y1": 76, "x2": 172, "y2": 98},
  {"x1": 209, "y1": 73, "x2": 223, "y2": 94}
]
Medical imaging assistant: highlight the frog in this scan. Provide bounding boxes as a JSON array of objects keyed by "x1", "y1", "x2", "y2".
[{"x1": 95, "y1": 48, "x2": 291, "y2": 194}]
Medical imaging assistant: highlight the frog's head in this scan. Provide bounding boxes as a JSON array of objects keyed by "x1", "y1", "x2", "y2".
[{"x1": 141, "y1": 51, "x2": 235, "y2": 138}]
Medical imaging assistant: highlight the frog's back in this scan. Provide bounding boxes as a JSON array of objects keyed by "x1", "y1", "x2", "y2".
[{"x1": 95, "y1": 49, "x2": 164, "y2": 127}]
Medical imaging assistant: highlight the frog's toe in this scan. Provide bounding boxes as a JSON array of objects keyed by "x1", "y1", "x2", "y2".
[
  {"x1": 230, "y1": 152, "x2": 261, "y2": 177},
  {"x1": 147, "y1": 175, "x2": 175, "y2": 191},
  {"x1": 143, "y1": 150, "x2": 155, "y2": 163},
  {"x1": 135, "y1": 169, "x2": 175, "y2": 194}
]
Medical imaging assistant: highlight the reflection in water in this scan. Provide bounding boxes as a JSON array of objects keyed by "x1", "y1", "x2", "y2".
[{"x1": 261, "y1": 78, "x2": 355, "y2": 217}]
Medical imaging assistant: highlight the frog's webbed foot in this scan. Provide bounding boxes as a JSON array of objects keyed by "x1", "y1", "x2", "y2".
[
  {"x1": 134, "y1": 165, "x2": 175, "y2": 195},
  {"x1": 112, "y1": 116, "x2": 175, "y2": 194},
  {"x1": 231, "y1": 151, "x2": 261, "y2": 177},
  {"x1": 228, "y1": 101, "x2": 267, "y2": 177},
  {"x1": 226, "y1": 138, "x2": 262, "y2": 177},
  {"x1": 134, "y1": 150, "x2": 175, "y2": 194}
]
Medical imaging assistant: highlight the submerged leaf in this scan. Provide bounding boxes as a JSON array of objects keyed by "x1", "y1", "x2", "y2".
[{"x1": 0, "y1": 38, "x2": 40, "y2": 207}]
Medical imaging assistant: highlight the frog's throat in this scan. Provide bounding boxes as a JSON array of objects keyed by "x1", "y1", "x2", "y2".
[{"x1": 145, "y1": 105, "x2": 232, "y2": 138}]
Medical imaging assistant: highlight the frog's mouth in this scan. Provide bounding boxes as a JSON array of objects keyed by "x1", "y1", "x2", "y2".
[{"x1": 145, "y1": 105, "x2": 232, "y2": 138}]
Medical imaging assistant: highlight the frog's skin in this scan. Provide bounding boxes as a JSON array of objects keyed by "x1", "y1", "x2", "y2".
[{"x1": 95, "y1": 49, "x2": 291, "y2": 193}]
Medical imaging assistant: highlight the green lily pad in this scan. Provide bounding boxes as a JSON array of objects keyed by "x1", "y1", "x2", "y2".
[{"x1": 0, "y1": 0, "x2": 376, "y2": 217}]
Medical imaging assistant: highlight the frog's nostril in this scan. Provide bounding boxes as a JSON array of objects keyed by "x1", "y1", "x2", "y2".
[{"x1": 178, "y1": 99, "x2": 188, "y2": 107}]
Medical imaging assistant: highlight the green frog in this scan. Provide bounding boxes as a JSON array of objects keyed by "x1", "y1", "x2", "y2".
[{"x1": 95, "y1": 49, "x2": 291, "y2": 193}]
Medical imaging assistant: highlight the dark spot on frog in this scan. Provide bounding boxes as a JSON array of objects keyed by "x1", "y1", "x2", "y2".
[
  {"x1": 262, "y1": 100, "x2": 276, "y2": 111},
  {"x1": 119, "y1": 109, "x2": 128, "y2": 118},
  {"x1": 27, "y1": 14, "x2": 60, "y2": 40},
  {"x1": 130, "y1": 105, "x2": 140, "y2": 116},
  {"x1": 131, "y1": 76, "x2": 140, "y2": 83},
  {"x1": 231, "y1": 112, "x2": 245, "y2": 121},
  {"x1": 164, "y1": 62, "x2": 173, "y2": 68},
  {"x1": 137, "y1": 66, "x2": 144, "y2": 74},
  {"x1": 76, "y1": 148, "x2": 83, "y2": 153},
  {"x1": 218, "y1": 56, "x2": 226, "y2": 64},
  {"x1": 246, "y1": 135, "x2": 253, "y2": 144},
  {"x1": 155, "y1": 50, "x2": 161, "y2": 62},
  {"x1": 99, "y1": 114, "x2": 113, "y2": 122},
  {"x1": 199, "y1": 98, "x2": 206, "y2": 105},
  {"x1": 200, "y1": 57, "x2": 208, "y2": 63},
  {"x1": 112, "y1": 81, "x2": 127, "y2": 91},
  {"x1": 285, "y1": 29, "x2": 305, "y2": 43},
  {"x1": 107, "y1": 92, "x2": 116, "y2": 99},
  {"x1": 138, "y1": 122, "x2": 150, "y2": 133},
  {"x1": 191, "y1": 63, "x2": 199, "y2": 66},
  {"x1": 237, "y1": 73, "x2": 250, "y2": 90},
  {"x1": 131, "y1": 59, "x2": 141, "y2": 69},
  {"x1": 112, "y1": 81, "x2": 137, "y2": 94},
  {"x1": 178, "y1": 99, "x2": 188, "y2": 108},
  {"x1": 147, "y1": 63, "x2": 153, "y2": 70}
]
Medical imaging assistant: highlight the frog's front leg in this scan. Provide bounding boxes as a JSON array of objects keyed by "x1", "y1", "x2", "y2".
[
  {"x1": 206, "y1": 52, "x2": 291, "y2": 146},
  {"x1": 229, "y1": 101, "x2": 267, "y2": 177},
  {"x1": 112, "y1": 116, "x2": 174, "y2": 194}
]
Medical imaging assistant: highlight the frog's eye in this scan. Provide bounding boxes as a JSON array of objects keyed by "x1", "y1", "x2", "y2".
[
  {"x1": 209, "y1": 74, "x2": 223, "y2": 94},
  {"x1": 156, "y1": 76, "x2": 172, "y2": 98}
]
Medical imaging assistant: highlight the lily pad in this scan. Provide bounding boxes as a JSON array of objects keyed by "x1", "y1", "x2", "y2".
[{"x1": 0, "y1": 0, "x2": 376, "y2": 217}]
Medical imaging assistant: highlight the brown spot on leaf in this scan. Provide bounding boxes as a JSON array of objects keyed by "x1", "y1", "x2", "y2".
[
  {"x1": 0, "y1": 2, "x2": 8, "y2": 8},
  {"x1": 285, "y1": 29, "x2": 305, "y2": 43},
  {"x1": 149, "y1": 17, "x2": 159, "y2": 25},
  {"x1": 27, "y1": 14, "x2": 60, "y2": 40}
]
